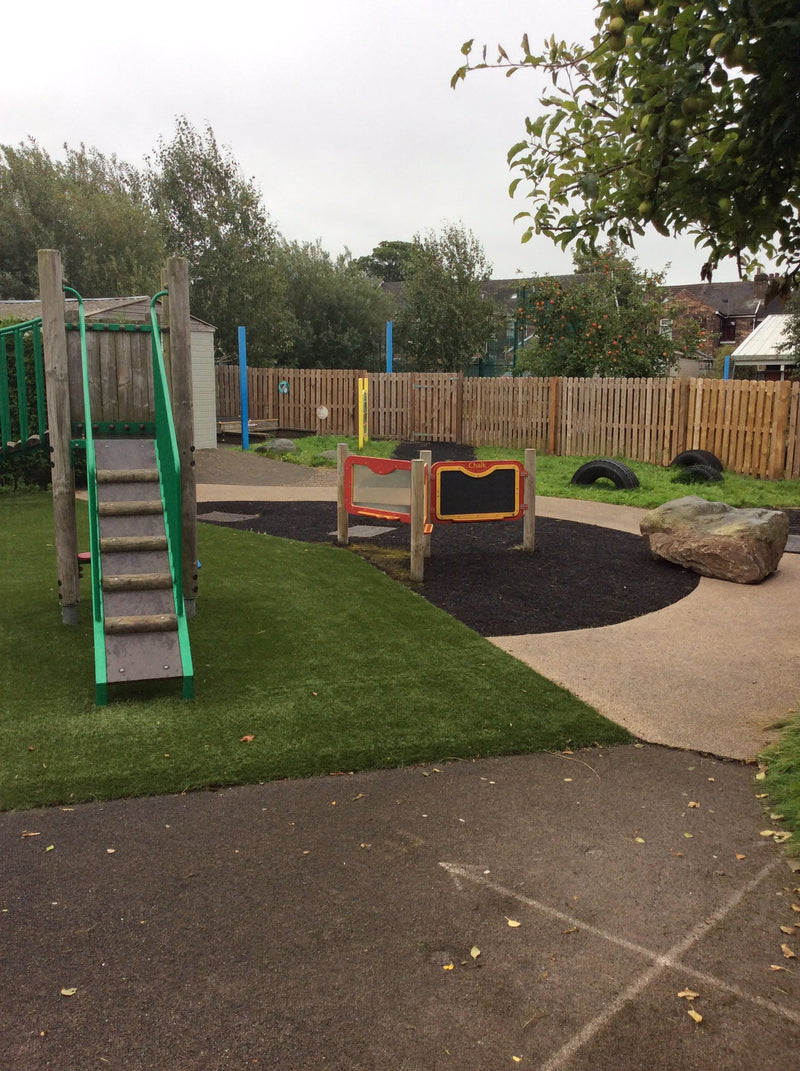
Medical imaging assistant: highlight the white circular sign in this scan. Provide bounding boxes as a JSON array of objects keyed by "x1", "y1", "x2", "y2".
[{"x1": 316, "y1": 405, "x2": 329, "y2": 420}]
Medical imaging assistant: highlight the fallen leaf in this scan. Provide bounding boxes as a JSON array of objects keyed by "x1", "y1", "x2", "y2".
[
  {"x1": 781, "y1": 944, "x2": 796, "y2": 959},
  {"x1": 773, "y1": 832, "x2": 792, "y2": 843},
  {"x1": 793, "y1": 904, "x2": 800, "y2": 913},
  {"x1": 687, "y1": 1008, "x2": 703, "y2": 1024},
  {"x1": 506, "y1": 918, "x2": 521, "y2": 928},
  {"x1": 106, "y1": 848, "x2": 115, "y2": 854},
  {"x1": 563, "y1": 777, "x2": 573, "y2": 782},
  {"x1": 240, "y1": 735, "x2": 255, "y2": 743},
  {"x1": 443, "y1": 963, "x2": 454, "y2": 971},
  {"x1": 634, "y1": 837, "x2": 645, "y2": 844},
  {"x1": 60, "y1": 988, "x2": 77, "y2": 997},
  {"x1": 683, "y1": 833, "x2": 694, "y2": 839},
  {"x1": 770, "y1": 964, "x2": 789, "y2": 971},
  {"x1": 770, "y1": 813, "x2": 786, "y2": 821},
  {"x1": 677, "y1": 989, "x2": 700, "y2": 1000},
  {"x1": 470, "y1": 946, "x2": 481, "y2": 960},
  {"x1": 707, "y1": 777, "x2": 715, "y2": 782},
  {"x1": 512, "y1": 1058, "x2": 522, "y2": 1064},
  {"x1": 760, "y1": 830, "x2": 777, "y2": 838},
  {"x1": 755, "y1": 793, "x2": 768, "y2": 799},
  {"x1": 21, "y1": 831, "x2": 41, "y2": 838},
  {"x1": 780, "y1": 926, "x2": 796, "y2": 935},
  {"x1": 688, "y1": 801, "x2": 700, "y2": 809},
  {"x1": 755, "y1": 771, "x2": 767, "y2": 781},
  {"x1": 562, "y1": 926, "x2": 579, "y2": 935},
  {"x1": 735, "y1": 853, "x2": 747, "y2": 860},
  {"x1": 45, "y1": 845, "x2": 54, "y2": 852},
  {"x1": 352, "y1": 793, "x2": 366, "y2": 801}
]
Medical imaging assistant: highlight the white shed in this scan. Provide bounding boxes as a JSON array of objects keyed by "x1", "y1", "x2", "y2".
[{"x1": 730, "y1": 314, "x2": 794, "y2": 381}]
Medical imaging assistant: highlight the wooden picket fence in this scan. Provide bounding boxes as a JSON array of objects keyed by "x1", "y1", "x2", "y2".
[{"x1": 215, "y1": 366, "x2": 800, "y2": 480}]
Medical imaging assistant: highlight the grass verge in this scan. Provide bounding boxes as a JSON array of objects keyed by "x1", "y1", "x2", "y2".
[
  {"x1": 0, "y1": 494, "x2": 630, "y2": 811},
  {"x1": 254, "y1": 435, "x2": 397, "y2": 467},
  {"x1": 760, "y1": 718, "x2": 800, "y2": 860},
  {"x1": 474, "y1": 446, "x2": 800, "y2": 510}
]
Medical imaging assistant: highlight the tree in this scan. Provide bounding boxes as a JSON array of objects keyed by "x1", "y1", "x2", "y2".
[
  {"x1": 778, "y1": 290, "x2": 800, "y2": 377},
  {"x1": 354, "y1": 240, "x2": 416, "y2": 282},
  {"x1": 395, "y1": 224, "x2": 499, "y2": 372},
  {"x1": 453, "y1": 1, "x2": 800, "y2": 290},
  {"x1": 513, "y1": 244, "x2": 699, "y2": 377},
  {"x1": 146, "y1": 117, "x2": 293, "y2": 364},
  {"x1": 0, "y1": 140, "x2": 165, "y2": 299},
  {"x1": 276, "y1": 242, "x2": 395, "y2": 369}
]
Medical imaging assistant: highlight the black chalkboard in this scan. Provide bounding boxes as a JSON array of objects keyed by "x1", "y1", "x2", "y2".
[{"x1": 433, "y1": 462, "x2": 523, "y2": 522}]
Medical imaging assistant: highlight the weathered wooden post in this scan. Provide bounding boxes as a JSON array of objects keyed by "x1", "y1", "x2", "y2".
[
  {"x1": 336, "y1": 442, "x2": 350, "y2": 546},
  {"x1": 522, "y1": 447, "x2": 536, "y2": 552},
  {"x1": 419, "y1": 448, "x2": 432, "y2": 558},
  {"x1": 410, "y1": 458, "x2": 426, "y2": 582},
  {"x1": 165, "y1": 256, "x2": 199, "y2": 617},
  {"x1": 38, "y1": 249, "x2": 80, "y2": 624}
]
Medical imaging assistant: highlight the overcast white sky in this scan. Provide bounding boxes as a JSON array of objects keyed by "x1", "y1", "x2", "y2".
[{"x1": 5, "y1": 0, "x2": 755, "y2": 284}]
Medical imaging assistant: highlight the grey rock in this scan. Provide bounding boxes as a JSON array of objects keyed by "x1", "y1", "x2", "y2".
[
  {"x1": 264, "y1": 437, "x2": 297, "y2": 454},
  {"x1": 640, "y1": 495, "x2": 789, "y2": 584},
  {"x1": 318, "y1": 450, "x2": 339, "y2": 461}
]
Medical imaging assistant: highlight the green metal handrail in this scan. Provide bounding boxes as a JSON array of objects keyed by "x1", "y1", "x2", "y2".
[
  {"x1": 150, "y1": 292, "x2": 194, "y2": 697},
  {"x1": 0, "y1": 318, "x2": 47, "y2": 454},
  {"x1": 63, "y1": 286, "x2": 107, "y2": 701}
]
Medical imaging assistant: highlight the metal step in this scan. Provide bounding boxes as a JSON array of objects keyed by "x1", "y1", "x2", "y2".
[{"x1": 104, "y1": 630, "x2": 184, "y2": 684}]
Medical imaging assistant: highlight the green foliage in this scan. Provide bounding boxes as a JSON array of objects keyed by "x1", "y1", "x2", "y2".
[
  {"x1": 514, "y1": 244, "x2": 700, "y2": 377},
  {"x1": 146, "y1": 117, "x2": 293, "y2": 365},
  {"x1": 0, "y1": 140, "x2": 165, "y2": 298},
  {"x1": 395, "y1": 223, "x2": 500, "y2": 372},
  {"x1": 354, "y1": 240, "x2": 416, "y2": 281},
  {"x1": 778, "y1": 290, "x2": 800, "y2": 378},
  {"x1": 456, "y1": 1, "x2": 800, "y2": 285},
  {"x1": 760, "y1": 717, "x2": 800, "y2": 859},
  {"x1": 276, "y1": 242, "x2": 395, "y2": 369}
]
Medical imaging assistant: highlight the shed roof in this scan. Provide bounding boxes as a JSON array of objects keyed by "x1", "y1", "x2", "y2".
[
  {"x1": 0, "y1": 297, "x2": 215, "y2": 331},
  {"x1": 731, "y1": 314, "x2": 792, "y2": 360}
]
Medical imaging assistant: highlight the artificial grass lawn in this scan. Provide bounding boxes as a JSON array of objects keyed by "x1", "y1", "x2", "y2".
[
  {"x1": 761, "y1": 719, "x2": 800, "y2": 860},
  {"x1": 0, "y1": 494, "x2": 630, "y2": 811}
]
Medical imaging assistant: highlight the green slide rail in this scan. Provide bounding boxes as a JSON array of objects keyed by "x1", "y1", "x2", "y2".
[
  {"x1": 64, "y1": 286, "x2": 108, "y2": 701},
  {"x1": 0, "y1": 318, "x2": 47, "y2": 455},
  {"x1": 149, "y1": 291, "x2": 194, "y2": 699}
]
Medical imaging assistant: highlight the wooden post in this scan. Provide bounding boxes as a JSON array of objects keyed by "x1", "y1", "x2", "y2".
[
  {"x1": 767, "y1": 380, "x2": 792, "y2": 480},
  {"x1": 410, "y1": 458, "x2": 426, "y2": 582},
  {"x1": 336, "y1": 442, "x2": 350, "y2": 545},
  {"x1": 166, "y1": 256, "x2": 198, "y2": 617},
  {"x1": 522, "y1": 448, "x2": 536, "y2": 552},
  {"x1": 38, "y1": 249, "x2": 80, "y2": 624},
  {"x1": 419, "y1": 449, "x2": 432, "y2": 558},
  {"x1": 159, "y1": 267, "x2": 172, "y2": 390},
  {"x1": 548, "y1": 376, "x2": 560, "y2": 455}
]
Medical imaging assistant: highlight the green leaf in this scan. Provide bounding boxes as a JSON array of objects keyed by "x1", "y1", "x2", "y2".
[{"x1": 460, "y1": 39, "x2": 474, "y2": 56}]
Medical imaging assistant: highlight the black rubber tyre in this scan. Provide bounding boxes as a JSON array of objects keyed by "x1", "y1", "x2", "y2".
[
  {"x1": 671, "y1": 462, "x2": 723, "y2": 484},
  {"x1": 570, "y1": 458, "x2": 640, "y2": 490},
  {"x1": 670, "y1": 449, "x2": 723, "y2": 472}
]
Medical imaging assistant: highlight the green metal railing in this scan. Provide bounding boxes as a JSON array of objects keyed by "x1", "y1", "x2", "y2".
[
  {"x1": 150, "y1": 292, "x2": 194, "y2": 699},
  {"x1": 0, "y1": 318, "x2": 47, "y2": 454},
  {"x1": 63, "y1": 286, "x2": 108, "y2": 702}
]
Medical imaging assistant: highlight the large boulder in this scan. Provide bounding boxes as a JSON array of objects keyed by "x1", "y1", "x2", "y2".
[{"x1": 640, "y1": 495, "x2": 789, "y2": 584}]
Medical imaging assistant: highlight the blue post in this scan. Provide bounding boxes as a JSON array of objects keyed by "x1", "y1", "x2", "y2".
[
  {"x1": 238, "y1": 326, "x2": 249, "y2": 451},
  {"x1": 723, "y1": 353, "x2": 731, "y2": 380},
  {"x1": 386, "y1": 320, "x2": 393, "y2": 373}
]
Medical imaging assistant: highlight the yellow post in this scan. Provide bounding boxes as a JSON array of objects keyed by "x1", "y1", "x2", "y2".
[{"x1": 357, "y1": 377, "x2": 369, "y2": 449}]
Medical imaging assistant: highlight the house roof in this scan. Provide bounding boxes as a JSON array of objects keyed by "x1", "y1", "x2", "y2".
[
  {"x1": 731, "y1": 314, "x2": 792, "y2": 361},
  {"x1": 0, "y1": 297, "x2": 215, "y2": 331}
]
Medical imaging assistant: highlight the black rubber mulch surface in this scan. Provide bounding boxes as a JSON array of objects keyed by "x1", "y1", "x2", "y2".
[{"x1": 198, "y1": 504, "x2": 700, "y2": 637}]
